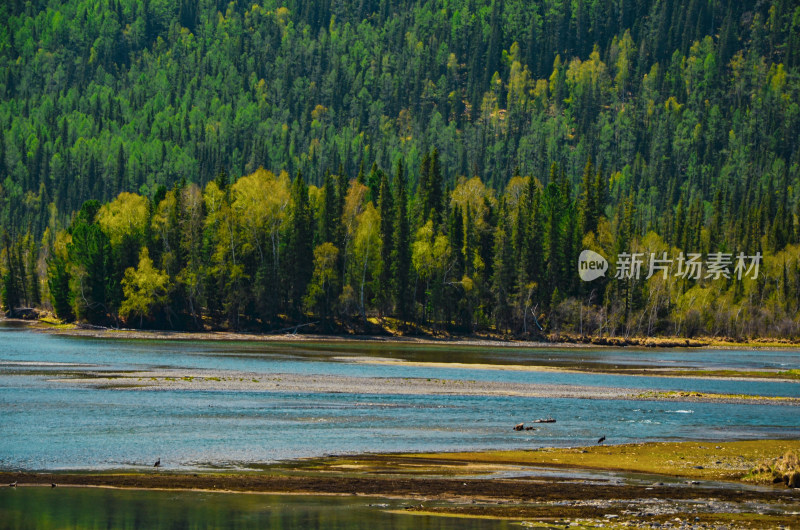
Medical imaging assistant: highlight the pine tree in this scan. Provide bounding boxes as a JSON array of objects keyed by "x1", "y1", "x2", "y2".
[
  {"x1": 25, "y1": 237, "x2": 41, "y2": 307},
  {"x1": 13, "y1": 238, "x2": 28, "y2": 305},
  {"x1": 68, "y1": 200, "x2": 113, "y2": 323},
  {"x1": 545, "y1": 164, "x2": 565, "y2": 302},
  {"x1": 449, "y1": 205, "x2": 465, "y2": 278},
  {"x1": 1, "y1": 233, "x2": 21, "y2": 312},
  {"x1": 593, "y1": 165, "x2": 606, "y2": 223},
  {"x1": 525, "y1": 180, "x2": 545, "y2": 288},
  {"x1": 215, "y1": 168, "x2": 229, "y2": 191},
  {"x1": 418, "y1": 152, "x2": 431, "y2": 221},
  {"x1": 492, "y1": 200, "x2": 514, "y2": 332},
  {"x1": 356, "y1": 160, "x2": 365, "y2": 186},
  {"x1": 613, "y1": 194, "x2": 636, "y2": 323},
  {"x1": 513, "y1": 181, "x2": 530, "y2": 287},
  {"x1": 463, "y1": 205, "x2": 476, "y2": 277},
  {"x1": 367, "y1": 162, "x2": 381, "y2": 205},
  {"x1": 115, "y1": 144, "x2": 126, "y2": 192},
  {"x1": 478, "y1": 196, "x2": 497, "y2": 283},
  {"x1": 47, "y1": 252, "x2": 73, "y2": 321},
  {"x1": 392, "y1": 160, "x2": 411, "y2": 320},
  {"x1": 336, "y1": 167, "x2": 348, "y2": 247},
  {"x1": 320, "y1": 169, "x2": 337, "y2": 244},
  {"x1": 286, "y1": 172, "x2": 314, "y2": 315},
  {"x1": 420, "y1": 149, "x2": 444, "y2": 227},
  {"x1": 579, "y1": 158, "x2": 598, "y2": 236},
  {"x1": 377, "y1": 169, "x2": 394, "y2": 314}
]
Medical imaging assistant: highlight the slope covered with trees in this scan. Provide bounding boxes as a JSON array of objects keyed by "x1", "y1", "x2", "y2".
[{"x1": 1, "y1": 0, "x2": 800, "y2": 338}]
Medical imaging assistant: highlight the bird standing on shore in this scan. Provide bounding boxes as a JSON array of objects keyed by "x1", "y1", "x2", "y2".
[
  {"x1": 51, "y1": 483, "x2": 57, "y2": 488},
  {"x1": 154, "y1": 458, "x2": 161, "y2": 468},
  {"x1": 9, "y1": 481, "x2": 16, "y2": 488},
  {"x1": 597, "y1": 435, "x2": 606, "y2": 444}
]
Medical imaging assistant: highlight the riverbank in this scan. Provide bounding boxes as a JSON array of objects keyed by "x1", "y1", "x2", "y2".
[
  {"x1": 8, "y1": 317, "x2": 799, "y2": 383},
  {"x1": 3, "y1": 440, "x2": 798, "y2": 528},
  {"x1": 12, "y1": 316, "x2": 800, "y2": 350}
]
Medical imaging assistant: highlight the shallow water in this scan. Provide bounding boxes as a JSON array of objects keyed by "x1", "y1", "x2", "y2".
[
  {"x1": 1, "y1": 325, "x2": 798, "y2": 395},
  {"x1": 0, "y1": 487, "x2": 512, "y2": 529},
  {"x1": 0, "y1": 323, "x2": 798, "y2": 470}
]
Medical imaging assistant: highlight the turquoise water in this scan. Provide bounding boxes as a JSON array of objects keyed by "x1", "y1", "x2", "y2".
[
  {"x1": 0, "y1": 322, "x2": 798, "y2": 471},
  {"x1": 0, "y1": 487, "x2": 512, "y2": 529},
  {"x1": 2, "y1": 326, "x2": 798, "y2": 395}
]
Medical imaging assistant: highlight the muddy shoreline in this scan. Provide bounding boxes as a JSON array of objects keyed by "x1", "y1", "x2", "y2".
[
  {"x1": 11, "y1": 317, "x2": 800, "y2": 350},
  {"x1": 3, "y1": 441, "x2": 799, "y2": 527},
  {"x1": 0, "y1": 470, "x2": 790, "y2": 503}
]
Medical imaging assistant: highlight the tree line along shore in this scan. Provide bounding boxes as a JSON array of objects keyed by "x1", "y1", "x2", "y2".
[{"x1": 4, "y1": 156, "x2": 800, "y2": 340}]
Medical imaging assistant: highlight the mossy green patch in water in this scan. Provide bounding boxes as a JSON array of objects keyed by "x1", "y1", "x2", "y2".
[{"x1": 636, "y1": 390, "x2": 800, "y2": 402}]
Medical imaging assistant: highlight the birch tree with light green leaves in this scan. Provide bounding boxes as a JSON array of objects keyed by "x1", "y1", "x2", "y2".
[
  {"x1": 412, "y1": 220, "x2": 452, "y2": 323},
  {"x1": 120, "y1": 248, "x2": 169, "y2": 327}
]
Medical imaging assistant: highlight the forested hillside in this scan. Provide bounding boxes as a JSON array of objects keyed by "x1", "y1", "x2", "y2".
[{"x1": 1, "y1": 1, "x2": 800, "y2": 338}]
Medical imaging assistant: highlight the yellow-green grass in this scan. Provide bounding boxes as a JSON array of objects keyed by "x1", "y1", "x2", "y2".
[
  {"x1": 743, "y1": 450, "x2": 800, "y2": 485},
  {"x1": 636, "y1": 390, "x2": 800, "y2": 402},
  {"x1": 397, "y1": 439, "x2": 800, "y2": 482},
  {"x1": 677, "y1": 369, "x2": 800, "y2": 380},
  {"x1": 34, "y1": 316, "x2": 76, "y2": 329},
  {"x1": 281, "y1": 456, "x2": 516, "y2": 477},
  {"x1": 705, "y1": 338, "x2": 800, "y2": 348}
]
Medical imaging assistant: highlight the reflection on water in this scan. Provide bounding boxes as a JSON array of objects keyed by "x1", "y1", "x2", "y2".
[
  {"x1": 0, "y1": 487, "x2": 511, "y2": 529},
  {"x1": 0, "y1": 323, "x2": 798, "y2": 471}
]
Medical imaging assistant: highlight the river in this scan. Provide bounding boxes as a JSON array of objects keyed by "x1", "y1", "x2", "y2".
[{"x1": 1, "y1": 322, "x2": 797, "y2": 471}]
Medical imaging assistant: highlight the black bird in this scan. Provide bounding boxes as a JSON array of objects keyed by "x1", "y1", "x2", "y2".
[
  {"x1": 154, "y1": 458, "x2": 161, "y2": 468},
  {"x1": 597, "y1": 435, "x2": 606, "y2": 444},
  {"x1": 51, "y1": 483, "x2": 57, "y2": 488},
  {"x1": 9, "y1": 481, "x2": 16, "y2": 488}
]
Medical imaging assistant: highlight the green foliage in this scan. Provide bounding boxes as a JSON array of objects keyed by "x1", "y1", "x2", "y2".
[
  {"x1": 0, "y1": 1, "x2": 796, "y2": 235},
  {"x1": 67, "y1": 204, "x2": 113, "y2": 323},
  {"x1": 3, "y1": 0, "x2": 800, "y2": 338},
  {"x1": 392, "y1": 161, "x2": 412, "y2": 320},
  {"x1": 1, "y1": 233, "x2": 21, "y2": 311},
  {"x1": 286, "y1": 172, "x2": 313, "y2": 315},
  {"x1": 419, "y1": 149, "x2": 445, "y2": 227},
  {"x1": 304, "y1": 242, "x2": 339, "y2": 318},
  {"x1": 353, "y1": 202, "x2": 381, "y2": 321},
  {"x1": 46, "y1": 252, "x2": 72, "y2": 321},
  {"x1": 119, "y1": 247, "x2": 169, "y2": 325},
  {"x1": 412, "y1": 220, "x2": 452, "y2": 323},
  {"x1": 377, "y1": 169, "x2": 394, "y2": 314}
]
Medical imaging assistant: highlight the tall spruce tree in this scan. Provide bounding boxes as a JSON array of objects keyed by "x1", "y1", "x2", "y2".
[
  {"x1": 579, "y1": 158, "x2": 598, "y2": 237},
  {"x1": 1, "y1": 233, "x2": 21, "y2": 312},
  {"x1": 392, "y1": 160, "x2": 411, "y2": 320},
  {"x1": 47, "y1": 252, "x2": 73, "y2": 321},
  {"x1": 320, "y1": 169, "x2": 337, "y2": 244},
  {"x1": 68, "y1": 200, "x2": 113, "y2": 323},
  {"x1": 492, "y1": 200, "x2": 514, "y2": 332},
  {"x1": 25, "y1": 237, "x2": 40, "y2": 307},
  {"x1": 419, "y1": 149, "x2": 444, "y2": 227},
  {"x1": 286, "y1": 172, "x2": 314, "y2": 315},
  {"x1": 377, "y1": 170, "x2": 394, "y2": 314}
]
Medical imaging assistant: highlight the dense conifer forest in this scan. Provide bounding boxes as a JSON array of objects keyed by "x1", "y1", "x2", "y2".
[{"x1": 1, "y1": 0, "x2": 800, "y2": 338}]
